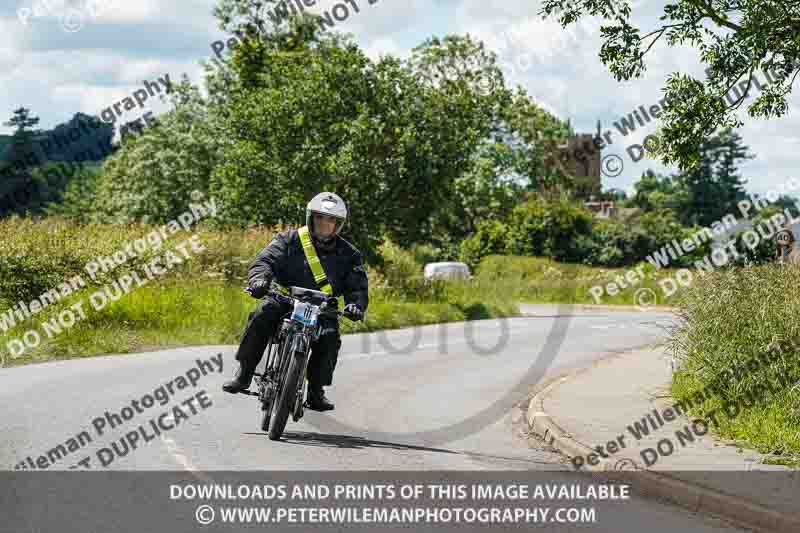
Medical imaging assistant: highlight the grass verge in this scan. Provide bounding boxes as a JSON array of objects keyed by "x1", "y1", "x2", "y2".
[
  {"x1": 474, "y1": 255, "x2": 683, "y2": 306},
  {"x1": 0, "y1": 277, "x2": 518, "y2": 368},
  {"x1": 667, "y1": 264, "x2": 800, "y2": 464}
]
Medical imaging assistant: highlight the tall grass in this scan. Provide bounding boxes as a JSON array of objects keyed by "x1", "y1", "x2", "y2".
[
  {"x1": 667, "y1": 264, "x2": 800, "y2": 462},
  {"x1": 1, "y1": 218, "x2": 686, "y2": 369},
  {"x1": 474, "y1": 255, "x2": 680, "y2": 306},
  {"x1": 0, "y1": 221, "x2": 518, "y2": 367}
]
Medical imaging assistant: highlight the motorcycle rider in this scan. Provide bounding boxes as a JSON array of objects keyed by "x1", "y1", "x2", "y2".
[{"x1": 222, "y1": 192, "x2": 368, "y2": 411}]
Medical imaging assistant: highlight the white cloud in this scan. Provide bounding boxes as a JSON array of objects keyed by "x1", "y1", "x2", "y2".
[{"x1": 1, "y1": 0, "x2": 798, "y2": 198}]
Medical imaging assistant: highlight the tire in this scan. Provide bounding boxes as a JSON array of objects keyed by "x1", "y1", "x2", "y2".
[
  {"x1": 260, "y1": 401, "x2": 271, "y2": 432},
  {"x1": 268, "y1": 348, "x2": 305, "y2": 441},
  {"x1": 258, "y1": 337, "x2": 284, "y2": 432}
]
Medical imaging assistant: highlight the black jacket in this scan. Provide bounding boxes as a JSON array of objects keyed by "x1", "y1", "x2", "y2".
[{"x1": 248, "y1": 228, "x2": 369, "y2": 311}]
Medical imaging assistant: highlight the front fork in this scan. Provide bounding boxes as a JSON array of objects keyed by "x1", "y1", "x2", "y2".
[
  {"x1": 258, "y1": 322, "x2": 293, "y2": 407},
  {"x1": 292, "y1": 331, "x2": 315, "y2": 420}
]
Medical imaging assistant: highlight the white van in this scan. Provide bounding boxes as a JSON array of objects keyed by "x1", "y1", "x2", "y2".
[{"x1": 423, "y1": 262, "x2": 472, "y2": 281}]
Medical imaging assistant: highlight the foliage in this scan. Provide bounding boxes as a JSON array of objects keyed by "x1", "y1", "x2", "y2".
[
  {"x1": 507, "y1": 196, "x2": 594, "y2": 262},
  {"x1": 82, "y1": 1, "x2": 574, "y2": 258},
  {"x1": 540, "y1": 0, "x2": 800, "y2": 170},
  {"x1": 580, "y1": 218, "x2": 637, "y2": 267},
  {"x1": 3, "y1": 107, "x2": 39, "y2": 140},
  {"x1": 459, "y1": 218, "x2": 511, "y2": 269},
  {"x1": 374, "y1": 239, "x2": 426, "y2": 297},
  {"x1": 632, "y1": 170, "x2": 685, "y2": 212},
  {"x1": 668, "y1": 264, "x2": 800, "y2": 456},
  {"x1": 0, "y1": 216, "x2": 275, "y2": 307},
  {"x1": 636, "y1": 209, "x2": 711, "y2": 266},
  {"x1": 633, "y1": 129, "x2": 752, "y2": 228},
  {"x1": 676, "y1": 128, "x2": 751, "y2": 227},
  {"x1": 91, "y1": 78, "x2": 223, "y2": 225},
  {"x1": 44, "y1": 113, "x2": 115, "y2": 164},
  {"x1": 1, "y1": 108, "x2": 41, "y2": 217},
  {"x1": 43, "y1": 163, "x2": 103, "y2": 221},
  {"x1": 728, "y1": 208, "x2": 786, "y2": 266}
]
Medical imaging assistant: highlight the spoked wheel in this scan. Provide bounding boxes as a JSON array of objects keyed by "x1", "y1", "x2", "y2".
[
  {"x1": 255, "y1": 375, "x2": 272, "y2": 432},
  {"x1": 292, "y1": 379, "x2": 306, "y2": 422},
  {"x1": 268, "y1": 350, "x2": 304, "y2": 441},
  {"x1": 260, "y1": 400, "x2": 272, "y2": 432}
]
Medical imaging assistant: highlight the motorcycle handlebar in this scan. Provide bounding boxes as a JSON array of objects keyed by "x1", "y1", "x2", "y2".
[{"x1": 266, "y1": 289, "x2": 363, "y2": 321}]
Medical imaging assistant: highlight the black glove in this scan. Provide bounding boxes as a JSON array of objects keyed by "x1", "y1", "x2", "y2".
[
  {"x1": 319, "y1": 297, "x2": 339, "y2": 317},
  {"x1": 343, "y1": 303, "x2": 364, "y2": 322},
  {"x1": 245, "y1": 277, "x2": 271, "y2": 299}
]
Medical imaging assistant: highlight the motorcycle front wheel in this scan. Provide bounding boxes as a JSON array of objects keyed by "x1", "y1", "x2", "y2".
[
  {"x1": 261, "y1": 394, "x2": 272, "y2": 432},
  {"x1": 268, "y1": 348, "x2": 305, "y2": 441}
]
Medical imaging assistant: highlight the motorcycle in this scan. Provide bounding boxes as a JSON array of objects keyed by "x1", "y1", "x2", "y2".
[{"x1": 242, "y1": 285, "x2": 344, "y2": 440}]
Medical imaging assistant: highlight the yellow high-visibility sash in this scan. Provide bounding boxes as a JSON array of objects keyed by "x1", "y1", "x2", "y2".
[{"x1": 298, "y1": 226, "x2": 333, "y2": 295}]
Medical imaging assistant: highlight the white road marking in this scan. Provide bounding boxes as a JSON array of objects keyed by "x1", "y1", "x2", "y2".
[
  {"x1": 342, "y1": 324, "x2": 538, "y2": 360},
  {"x1": 161, "y1": 434, "x2": 213, "y2": 482}
]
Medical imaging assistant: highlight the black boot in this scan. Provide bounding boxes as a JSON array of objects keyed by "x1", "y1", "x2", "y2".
[
  {"x1": 305, "y1": 387, "x2": 334, "y2": 411},
  {"x1": 222, "y1": 361, "x2": 256, "y2": 394}
]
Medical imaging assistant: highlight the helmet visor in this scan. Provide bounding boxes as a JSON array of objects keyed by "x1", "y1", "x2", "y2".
[{"x1": 309, "y1": 211, "x2": 345, "y2": 240}]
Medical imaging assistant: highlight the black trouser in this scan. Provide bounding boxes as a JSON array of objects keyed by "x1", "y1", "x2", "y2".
[{"x1": 234, "y1": 296, "x2": 341, "y2": 389}]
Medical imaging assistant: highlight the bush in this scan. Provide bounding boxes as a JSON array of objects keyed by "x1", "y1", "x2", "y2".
[
  {"x1": 375, "y1": 239, "x2": 429, "y2": 299},
  {"x1": 580, "y1": 210, "x2": 710, "y2": 268},
  {"x1": 458, "y1": 219, "x2": 510, "y2": 269},
  {"x1": 507, "y1": 197, "x2": 593, "y2": 262},
  {"x1": 43, "y1": 164, "x2": 103, "y2": 222},
  {"x1": 409, "y1": 243, "x2": 444, "y2": 266},
  {"x1": 634, "y1": 209, "x2": 710, "y2": 267},
  {"x1": 581, "y1": 219, "x2": 637, "y2": 267},
  {"x1": 727, "y1": 208, "x2": 784, "y2": 267},
  {"x1": 0, "y1": 216, "x2": 276, "y2": 306}
]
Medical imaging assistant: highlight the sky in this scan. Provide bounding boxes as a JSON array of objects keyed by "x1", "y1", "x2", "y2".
[{"x1": 2, "y1": 0, "x2": 798, "y2": 198}]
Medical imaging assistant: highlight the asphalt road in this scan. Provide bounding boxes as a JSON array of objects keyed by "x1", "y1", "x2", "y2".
[{"x1": 0, "y1": 305, "x2": 747, "y2": 532}]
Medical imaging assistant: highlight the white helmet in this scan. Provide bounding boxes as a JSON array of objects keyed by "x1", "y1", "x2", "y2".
[{"x1": 306, "y1": 192, "x2": 347, "y2": 242}]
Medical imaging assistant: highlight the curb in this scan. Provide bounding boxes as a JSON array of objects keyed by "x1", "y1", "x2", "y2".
[{"x1": 526, "y1": 353, "x2": 800, "y2": 533}]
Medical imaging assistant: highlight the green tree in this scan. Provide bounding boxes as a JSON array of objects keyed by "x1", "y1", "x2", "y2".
[
  {"x1": 632, "y1": 170, "x2": 685, "y2": 212},
  {"x1": 675, "y1": 128, "x2": 751, "y2": 226},
  {"x1": 92, "y1": 77, "x2": 222, "y2": 224},
  {"x1": 1, "y1": 108, "x2": 42, "y2": 217},
  {"x1": 458, "y1": 218, "x2": 511, "y2": 269},
  {"x1": 206, "y1": 6, "x2": 522, "y2": 252},
  {"x1": 508, "y1": 197, "x2": 594, "y2": 262},
  {"x1": 412, "y1": 38, "x2": 571, "y2": 246},
  {"x1": 540, "y1": 0, "x2": 800, "y2": 170},
  {"x1": 4, "y1": 107, "x2": 40, "y2": 143},
  {"x1": 44, "y1": 164, "x2": 104, "y2": 222}
]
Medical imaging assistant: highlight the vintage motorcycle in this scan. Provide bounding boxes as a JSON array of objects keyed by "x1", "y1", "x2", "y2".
[{"x1": 242, "y1": 284, "x2": 344, "y2": 440}]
